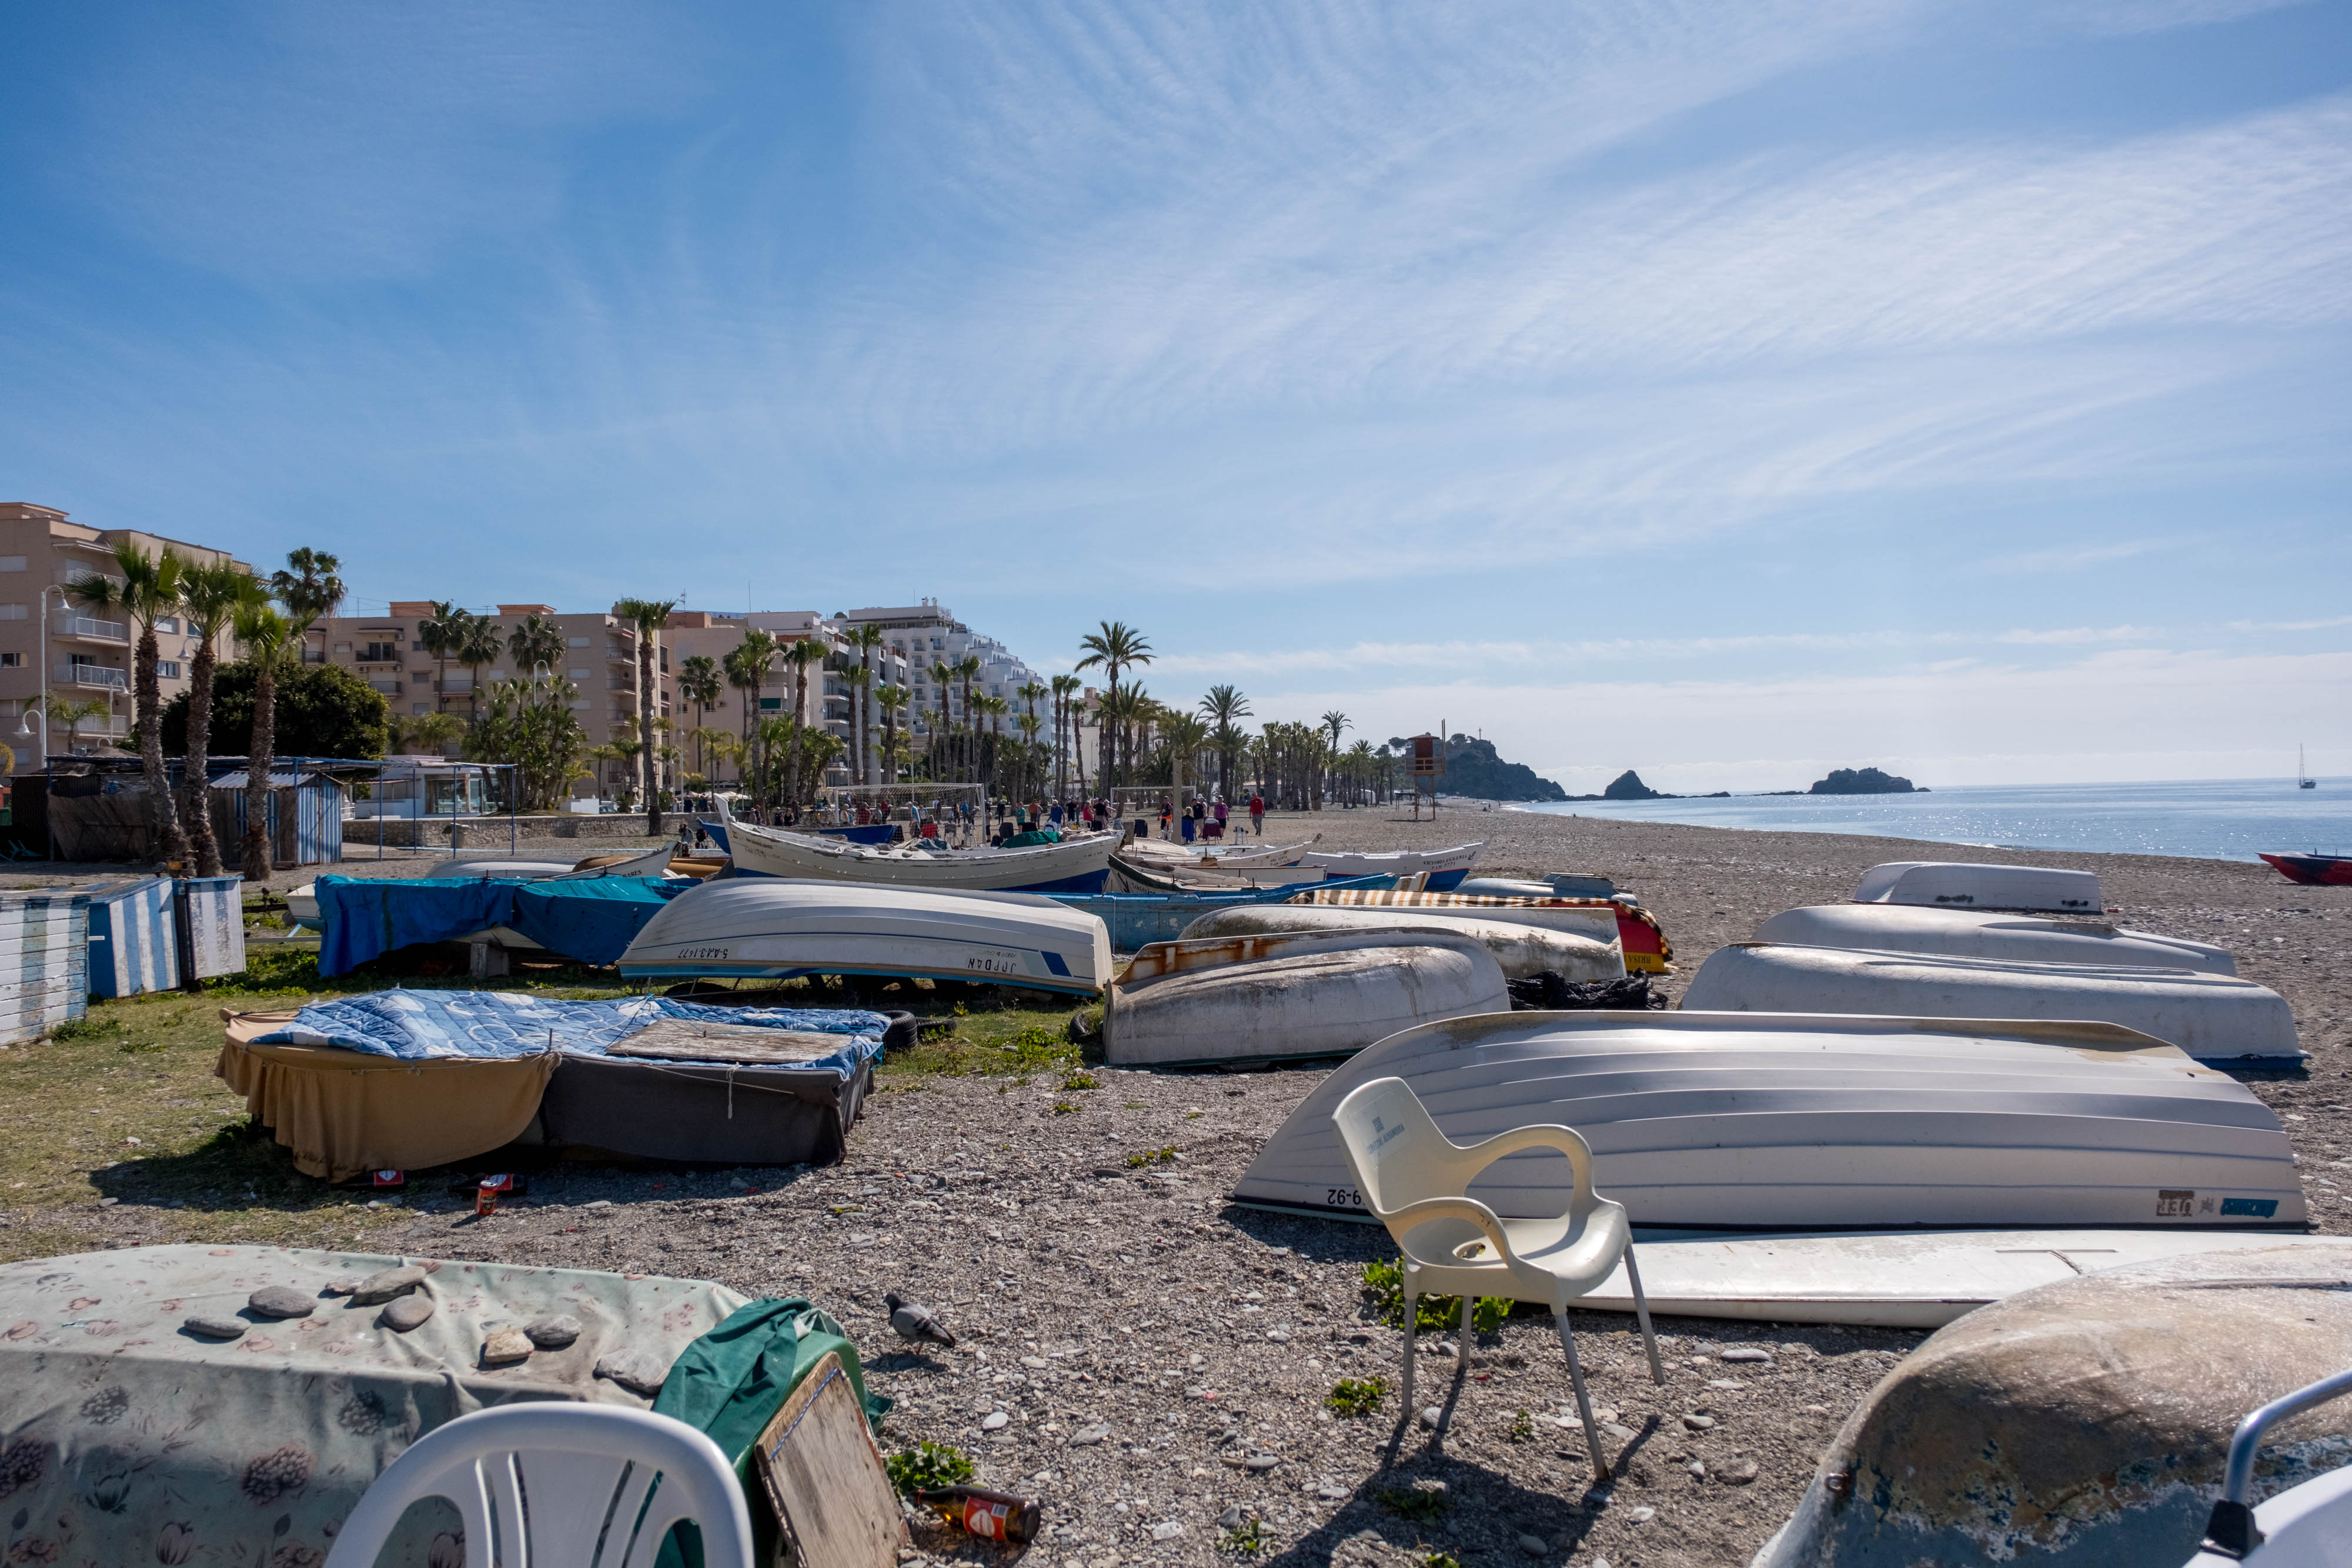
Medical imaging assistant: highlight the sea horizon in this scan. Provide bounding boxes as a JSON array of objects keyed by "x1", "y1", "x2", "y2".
[{"x1": 1503, "y1": 776, "x2": 2350, "y2": 865}]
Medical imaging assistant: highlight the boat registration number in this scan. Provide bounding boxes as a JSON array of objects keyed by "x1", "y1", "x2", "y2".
[
  {"x1": 964, "y1": 948, "x2": 1031, "y2": 978},
  {"x1": 676, "y1": 945, "x2": 731, "y2": 961},
  {"x1": 1325, "y1": 1186, "x2": 1364, "y2": 1209}
]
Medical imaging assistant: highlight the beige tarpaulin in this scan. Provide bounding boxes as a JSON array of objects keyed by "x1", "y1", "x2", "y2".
[{"x1": 218, "y1": 1009, "x2": 556, "y2": 1180}]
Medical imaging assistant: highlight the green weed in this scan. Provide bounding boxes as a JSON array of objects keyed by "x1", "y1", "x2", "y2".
[
  {"x1": 885, "y1": 1440, "x2": 974, "y2": 1495},
  {"x1": 1124, "y1": 1146, "x2": 1178, "y2": 1168},
  {"x1": 1220, "y1": 1519, "x2": 1273, "y2": 1556},
  {"x1": 1361, "y1": 1257, "x2": 1511, "y2": 1333},
  {"x1": 1326, "y1": 1376, "x2": 1388, "y2": 1417},
  {"x1": 1378, "y1": 1486, "x2": 1452, "y2": 1524},
  {"x1": 1508, "y1": 1409, "x2": 1535, "y2": 1443},
  {"x1": 1051, "y1": 1101, "x2": 1079, "y2": 1115}
]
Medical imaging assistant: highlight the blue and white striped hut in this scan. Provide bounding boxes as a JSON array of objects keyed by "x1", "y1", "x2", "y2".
[
  {"x1": 0, "y1": 889, "x2": 89, "y2": 1044},
  {"x1": 86, "y1": 876, "x2": 179, "y2": 999}
]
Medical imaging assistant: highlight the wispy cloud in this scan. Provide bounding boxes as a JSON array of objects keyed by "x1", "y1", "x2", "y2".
[
  {"x1": 2227, "y1": 614, "x2": 2352, "y2": 631},
  {"x1": 1980, "y1": 541, "x2": 2176, "y2": 574}
]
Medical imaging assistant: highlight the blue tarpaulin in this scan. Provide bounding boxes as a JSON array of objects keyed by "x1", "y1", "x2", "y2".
[
  {"x1": 314, "y1": 875, "x2": 689, "y2": 974},
  {"x1": 248, "y1": 991, "x2": 890, "y2": 1076}
]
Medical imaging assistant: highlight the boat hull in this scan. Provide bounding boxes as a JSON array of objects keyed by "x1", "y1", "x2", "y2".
[
  {"x1": 1682, "y1": 942, "x2": 2302, "y2": 1064},
  {"x1": 722, "y1": 814, "x2": 1118, "y2": 892},
  {"x1": 2260, "y1": 851, "x2": 2352, "y2": 886},
  {"x1": 618, "y1": 878, "x2": 1112, "y2": 996},
  {"x1": 1753, "y1": 904, "x2": 2235, "y2": 974},
  {"x1": 1301, "y1": 840, "x2": 1486, "y2": 891},
  {"x1": 1177, "y1": 904, "x2": 1623, "y2": 981},
  {"x1": 1296, "y1": 888, "x2": 1671, "y2": 972},
  {"x1": 1047, "y1": 875, "x2": 1389, "y2": 950},
  {"x1": 1104, "y1": 931, "x2": 1508, "y2": 1068},
  {"x1": 1231, "y1": 1011, "x2": 2304, "y2": 1231},
  {"x1": 1853, "y1": 860, "x2": 2102, "y2": 913}
]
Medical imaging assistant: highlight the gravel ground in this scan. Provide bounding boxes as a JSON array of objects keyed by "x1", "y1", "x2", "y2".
[{"x1": 22, "y1": 806, "x2": 2352, "y2": 1568}]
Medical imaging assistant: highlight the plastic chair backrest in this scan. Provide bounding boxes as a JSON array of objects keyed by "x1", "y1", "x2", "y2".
[
  {"x1": 323, "y1": 1403, "x2": 754, "y2": 1568},
  {"x1": 1335, "y1": 1076, "x2": 1464, "y2": 1218}
]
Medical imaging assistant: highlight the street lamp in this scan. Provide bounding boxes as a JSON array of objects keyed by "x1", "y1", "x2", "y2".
[{"x1": 14, "y1": 706, "x2": 49, "y2": 861}]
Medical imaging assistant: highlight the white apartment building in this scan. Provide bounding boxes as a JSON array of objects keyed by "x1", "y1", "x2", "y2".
[
  {"x1": 0, "y1": 502, "x2": 253, "y2": 753},
  {"x1": 834, "y1": 601, "x2": 1047, "y2": 744}
]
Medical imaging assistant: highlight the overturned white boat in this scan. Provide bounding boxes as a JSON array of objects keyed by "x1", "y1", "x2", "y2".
[
  {"x1": 1102, "y1": 929, "x2": 1507, "y2": 1068},
  {"x1": 719, "y1": 804, "x2": 1118, "y2": 893},
  {"x1": 1855, "y1": 860, "x2": 2102, "y2": 913},
  {"x1": 1682, "y1": 942, "x2": 2302, "y2": 1065},
  {"x1": 1299, "y1": 840, "x2": 1487, "y2": 891},
  {"x1": 618, "y1": 878, "x2": 1111, "y2": 997},
  {"x1": 1293, "y1": 887, "x2": 1673, "y2": 972},
  {"x1": 1177, "y1": 903, "x2": 1623, "y2": 981},
  {"x1": 1232, "y1": 1011, "x2": 2304, "y2": 1231},
  {"x1": 1755, "y1": 902, "x2": 2235, "y2": 974}
]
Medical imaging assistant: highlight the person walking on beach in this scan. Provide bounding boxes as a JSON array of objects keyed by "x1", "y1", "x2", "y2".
[
  {"x1": 1248, "y1": 791, "x2": 1265, "y2": 840},
  {"x1": 1213, "y1": 797, "x2": 1230, "y2": 837}
]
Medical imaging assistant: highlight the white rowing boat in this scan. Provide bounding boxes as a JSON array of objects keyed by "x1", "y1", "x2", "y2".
[
  {"x1": 1681, "y1": 942, "x2": 2302, "y2": 1064},
  {"x1": 1754, "y1": 902, "x2": 2235, "y2": 974},
  {"x1": 718, "y1": 801, "x2": 1118, "y2": 892},
  {"x1": 1232, "y1": 1011, "x2": 2303, "y2": 1231},
  {"x1": 1175, "y1": 904, "x2": 1623, "y2": 981},
  {"x1": 1300, "y1": 840, "x2": 1488, "y2": 891},
  {"x1": 1103, "y1": 929, "x2": 1508, "y2": 1068},
  {"x1": 617, "y1": 878, "x2": 1111, "y2": 997},
  {"x1": 1854, "y1": 860, "x2": 2102, "y2": 914}
]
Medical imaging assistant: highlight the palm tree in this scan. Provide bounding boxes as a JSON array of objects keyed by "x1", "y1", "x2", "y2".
[
  {"x1": 676, "y1": 654, "x2": 722, "y2": 777},
  {"x1": 875, "y1": 683, "x2": 910, "y2": 785},
  {"x1": 841, "y1": 663, "x2": 871, "y2": 783},
  {"x1": 723, "y1": 628, "x2": 777, "y2": 751},
  {"x1": 232, "y1": 601, "x2": 296, "y2": 882},
  {"x1": 1074, "y1": 621, "x2": 1152, "y2": 788},
  {"x1": 268, "y1": 549, "x2": 345, "y2": 623},
  {"x1": 780, "y1": 638, "x2": 826, "y2": 804},
  {"x1": 456, "y1": 613, "x2": 504, "y2": 725},
  {"x1": 1320, "y1": 711, "x2": 1350, "y2": 807},
  {"x1": 506, "y1": 613, "x2": 566, "y2": 683},
  {"x1": 391, "y1": 711, "x2": 464, "y2": 755},
  {"x1": 176, "y1": 560, "x2": 261, "y2": 877},
  {"x1": 845, "y1": 624, "x2": 886, "y2": 784},
  {"x1": 68, "y1": 542, "x2": 186, "y2": 864},
  {"x1": 973, "y1": 693, "x2": 1008, "y2": 792},
  {"x1": 953, "y1": 655, "x2": 983, "y2": 783},
  {"x1": 930, "y1": 660, "x2": 955, "y2": 780},
  {"x1": 1200, "y1": 684, "x2": 1252, "y2": 801},
  {"x1": 418, "y1": 601, "x2": 465, "y2": 717},
  {"x1": 1050, "y1": 673, "x2": 1082, "y2": 797},
  {"x1": 611, "y1": 599, "x2": 677, "y2": 833},
  {"x1": 1160, "y1": 711, "x2": 1210, "y2": 801}
]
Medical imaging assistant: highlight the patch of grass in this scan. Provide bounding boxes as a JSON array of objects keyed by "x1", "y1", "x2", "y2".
[
  {"x1": 1183, "y1": 1110, "x2": 1202, "y2": 1119},
  {"x1": 1326, "y1": 1376, "x2": 1388, "y2": 1417},
  {"x1": 1122, "y1": 1100, "x2": 1147, "y2": 1109},
  {"x1": 1508, "y1": 1409, "x2": 1535, "y2": 1443},
  {"x1": 1378, "y1": 1486, "x2": 1453, "y2": 1524},
  {"x1": 1061, "y1": 1069, "x2": 1097, "y2": 1091},
  {"x1": 1424, "y1": 1553, "x2": 1462, "y2": 1568},
  {"x1": 1220, "y1": 1519, "x2": 1273, "y2": 1556},
  {"x1": 1051, "y1": 1101, "x2": 1079, "y2": 1115},
  {"x1": 998, "y1": 1024, "x2": 1074, "y2": 1074},
  {"x1": 886, "y1": 1440, "x2": 974, "y2": 1496},
  {"x1": 1124, "y1": 1146, "x2": 1178, "y2": 1168},
  {"x1": 1361, "y1": 1257, "x2": 1511, "y2": 1333}
]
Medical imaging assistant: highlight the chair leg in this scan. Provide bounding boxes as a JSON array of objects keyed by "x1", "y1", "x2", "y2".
[
  {"x1": 1625, "y1": 1246, "x2": 1665, "y2": 1385},
  {"x1": 1402, "y1": 1279, "x2": 1419, "y2": 1418},
  {"x1": 1459, "y1": 1293, "x2": 1472, "y2": 1373},
  {"x1": 1554, "y1": 1308, "x2": 1609, "y2": 1483}
]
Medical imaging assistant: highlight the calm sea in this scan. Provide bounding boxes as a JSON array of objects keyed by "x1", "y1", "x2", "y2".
[{"x1": 1514, "y1": 778, "x2": 2351, "y2": 864}]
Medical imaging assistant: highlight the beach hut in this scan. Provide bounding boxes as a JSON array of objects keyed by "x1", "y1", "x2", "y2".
[
  {"x1": 175, "y1": 875, "x2": 246, "y2": 981},
  {"x1": 206, "y1": 763, "x2": 349, "y2": 868},
  {"x1": 0, "y1": 890, "x2": 89, "y2": 1044},
  {"x1": 86, "y1": 876, "x2": 179, "y2": 998}
]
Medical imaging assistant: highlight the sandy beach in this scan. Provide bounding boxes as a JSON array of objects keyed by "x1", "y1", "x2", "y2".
[{"x1": 20, "y1": 807, "x2": 2351, "y2": 1568}]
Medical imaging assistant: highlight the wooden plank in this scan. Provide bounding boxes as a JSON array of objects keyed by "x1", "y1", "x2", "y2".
[
  {"x1": 753, "y1": 1350, "x2": 907, "y2": 1568},
  {"x1": 609, "y1": 1022, "x2": 857, "y2": 1065}
]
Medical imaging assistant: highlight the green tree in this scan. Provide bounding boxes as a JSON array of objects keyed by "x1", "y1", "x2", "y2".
[
  {"x1": 456, "y1": 612, "x2": 504, "y2": 725},
  {"x1": 229, "y1": 604, "x2": 293, "y2": 881},
  {"x1": 1200, "y1": 684, "x2": 1252, "y2": 801},
  {"x1": 780, "y1": 638, "x2": 826, "y2": 803},
  {"x1": 874, "y1": 683, "x2": 910, "y2": 785},
  {"x1": 176, "y1": 560, "x2": 263, "y2": 876},
  {"x1": 268, "y1": 549, "x2": 345, "y2": 623},
  {"x1": 1050, "y1": 673, "x2": 1082, "y2": 797},
  {"x1": 846, "y1": 624, "x2": 887, "y2": 784},
  {"x1": 418, "y1": 601, "x2": 466, "y2": 717},
  {"x1": 611, "y1": 599, "x2": 676, "y2": 833},
  {"x1": 466, "y1": 677, "x2": 590, "y2": 812},
  {"x1": 506, "y1": 613, "x2": 566, "y2": 682},
  {"x1": 1074, "y1": 621, "x2": 1152, "y2": 789},
  {"x1": 723, "y1": 629, "x2": 777, "y2": 749},
  {"x1": 676, "y1": 654, "x2": 722, "y2": 777},
  {"x1": 68, "y1": 542, "x2": 187, "y2": 863},
  {"x1": 162, "y1": 660, "x2": 389, "y2": 761}
]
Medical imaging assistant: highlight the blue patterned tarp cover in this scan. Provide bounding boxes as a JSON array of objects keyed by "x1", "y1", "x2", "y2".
[{"x1": 250, "y1": 990, "x2": 890, "y2": 1075}]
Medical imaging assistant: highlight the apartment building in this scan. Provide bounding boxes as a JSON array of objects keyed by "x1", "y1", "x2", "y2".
[
  {"x1": 0, "y1": 502, "x2": 253, "y2": 753},
  {"x1": 836, "y1": 601, "x2": 1047, "y2": 744}
]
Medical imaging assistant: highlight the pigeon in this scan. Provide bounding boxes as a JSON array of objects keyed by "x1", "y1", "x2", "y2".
[{"x1": 885, "y1": 1290, "x2": 956, "y2": 1349}]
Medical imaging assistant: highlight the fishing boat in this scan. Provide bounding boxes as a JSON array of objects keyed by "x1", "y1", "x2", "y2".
[
  {"x1": 1176, "y1": 902, "x2": 1623, "y2": 981},
  {"x1": 1853, "y1": 860, "x2": 2102, "y2": 913},
  {"x1": 2259, "y1": 851, "x2": 2352, "y2": 887},
  {"x1": 2300, "y1": 744, "x2": 2317, "y2": 788},
  {"x1": 1102, "y1": 929, "x2": 1508, "y2": 1068},
  {"x1": 1046, "y1": 874, "x2": 1391, "y2": 950},
  {"x1": 1120, "y1": 836, "x2": 1319, "y2": 868},
  {"x1": 1458, "y1": 874, "x2": 1629, "y2": 903},
  {"x1": 1753, "y1": 903, "x2": 2236, "y2": 974},
  {"x1": 1102, "y1": 854, "x2": 1336, "y2": 894},
  {"x1": 1231, "y1": 1011, "x2": 2304, "y2": 1231},
  {"x1": 1300, "y1": 840, "x2": 1487, "y2": 891},
  {"x1": 1294, "y1": 887, "x2": 1673, "y2": 972},
  {"x1": 1569, "y1": 1228, "x2": 2347, "y2": 1330},
  {"x1": 716, "y1": 800, "x2": 1118, "y2": 893},
  {"x1": 617, "y1": 877, "x2": 1112, "y2": 997},
  {"x1": 1682, "y1": 943, "x2": 2302, "y2": 1065}
]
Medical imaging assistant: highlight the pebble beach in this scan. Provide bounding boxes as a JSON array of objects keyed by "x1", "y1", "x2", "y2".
[{"x1": 32, "y1": 805, "x2": 2352, "y2": 1567}]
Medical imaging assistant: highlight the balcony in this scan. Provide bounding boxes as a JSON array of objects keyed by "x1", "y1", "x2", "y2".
[
  {"x1": 55, "y1": 615, "x2": 128, "y2": 644},
  {"x1": 54, "y1": 661, "x2": 128, "y2": 691}
]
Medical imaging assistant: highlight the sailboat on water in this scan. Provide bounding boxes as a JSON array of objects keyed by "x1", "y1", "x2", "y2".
[{"x1": 2300, "y1": 745, "x2": 2317, "y2": 789}]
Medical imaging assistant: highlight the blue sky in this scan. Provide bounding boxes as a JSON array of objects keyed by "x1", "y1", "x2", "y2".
[{"x1": 4, "y1": 1, "x2": 2347, "y2": 791}]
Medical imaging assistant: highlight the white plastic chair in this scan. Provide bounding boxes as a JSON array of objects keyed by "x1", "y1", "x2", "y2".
[
  {"x1": 323, "y1": 1403, "x2": 754, "y2": 1568},
  {"x1": 1335, "y1": 1075, "x2": 1664, "y2": 1480}
]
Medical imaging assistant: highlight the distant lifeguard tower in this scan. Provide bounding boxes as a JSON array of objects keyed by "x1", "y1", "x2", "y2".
[{"x1": 1407, "y1": 731, "x2": 1444, "y2": 819}]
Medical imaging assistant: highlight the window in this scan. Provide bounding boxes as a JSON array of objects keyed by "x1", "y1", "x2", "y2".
[
  {"x1": 0, "y1": 653, "x2": 19, "y2": 668},
  {"x1": 333, "y1": 643, "x2": 351, "y2": 653},
  {"x1": 568, "y1": 637, "x2": 590, "y2": 647},
  {"x1": 368, "y1": 678, "x2": 398, "y2": 694},
  {"x1": 154, "y1": 617, "x2": 180, "y2": 634},
  {"x1": 0, "y1": 604, "x2": 23, "y2": 620},
  {"x1": 412, "y1": 703, "x2": 430, "y2": 716},
  {"x1": 156, "y1": 660, "x2": 182, "y2": 678},
  {"x1": 0, "y1": 557, "x2": 23, "y2": 572},
  {"x1": 412, "y1": 641, "x2": 427, "y2": 651},
  {"x1": 360, "y1": 641, "x2": 399, "y2": 662}
]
